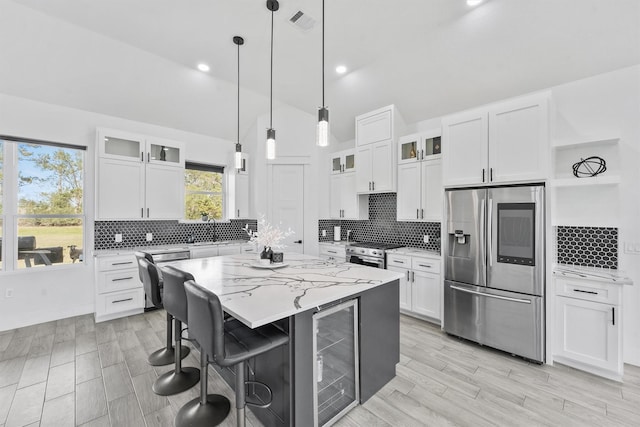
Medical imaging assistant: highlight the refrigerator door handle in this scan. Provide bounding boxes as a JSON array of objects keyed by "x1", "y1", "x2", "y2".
[
  {"x1": 487, "y1": 198, "x2": 493, "y2": 267},
  {"x1": 450, "y1": 285, "x2": 532, "y2": 304}
]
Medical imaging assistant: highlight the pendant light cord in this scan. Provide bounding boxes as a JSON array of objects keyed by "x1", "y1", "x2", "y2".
[
  {"x1": 237, "y1": 41, "x2": 240, "y2": 144},
  {"x1": 270, "y1": 7, "x2": 274, "y2": 129},
  {"x1": 322, "y1": 0, "x2": 325, "y2": 106}
]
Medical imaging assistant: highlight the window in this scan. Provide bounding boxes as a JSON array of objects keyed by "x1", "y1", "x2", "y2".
[
  {"x1": 0, "y1": 136, "x2": 85, "y2": 270},
  {"x1": 184, "y1": 162, "x2": 225, "y2": 220}
]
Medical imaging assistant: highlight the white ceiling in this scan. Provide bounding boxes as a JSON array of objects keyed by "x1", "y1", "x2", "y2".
[{"x1": 4, "y1": 0, "x2": 640, "y2": 142}]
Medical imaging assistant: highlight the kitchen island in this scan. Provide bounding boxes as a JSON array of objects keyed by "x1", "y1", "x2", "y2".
[{"x1": 166, "y1": 252, "x2": 402, "y2": 427}]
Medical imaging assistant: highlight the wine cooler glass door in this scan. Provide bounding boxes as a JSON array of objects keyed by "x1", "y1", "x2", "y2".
[{"x1": 312, "y1": 299, "x2": 360, "y2": 427}]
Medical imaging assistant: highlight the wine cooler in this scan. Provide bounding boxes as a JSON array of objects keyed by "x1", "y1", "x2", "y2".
[{"x1": 312, "y1": 299, "x2": 359, "y2": 426}]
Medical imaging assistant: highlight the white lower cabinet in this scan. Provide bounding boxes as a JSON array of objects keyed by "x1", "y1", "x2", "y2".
[
  {"x1": 387, "y1": 251, "x2": 441, "y2": 323},
  {"x1": 553, "y1": 275, "x2": 623, "y2": 381},
  {"x1": 318, "y1": 243, "x2": 347, "y2": 262},
  {"x1": 95, "y1": 253, "x2": 144, "y2": 322}
]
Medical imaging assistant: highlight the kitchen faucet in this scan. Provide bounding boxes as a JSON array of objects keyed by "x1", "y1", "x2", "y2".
[{"x1": 206, "y1": 218, "x2": 218, "y2": 242}]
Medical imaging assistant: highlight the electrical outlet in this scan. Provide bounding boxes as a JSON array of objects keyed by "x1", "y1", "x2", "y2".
[
  {"x1": 322, "y1": 230, "x2": 327, "y2": 237},
  {"x1": 423, "y1": 235, "x2": 429, "y2": 244},
  {"x1": 115, "y1": 233, "x2": 123, "y2": 243},
  {"x1": 5, "y1": 288, "x2": 13, "y2": 298},
  {"x1": 146, "y1": 233, "x2": 153, "y2": 242}
]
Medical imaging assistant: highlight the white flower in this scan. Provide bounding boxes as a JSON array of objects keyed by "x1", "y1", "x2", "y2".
[{"x1": 243, "y1": 215, "x2": 294, "y2": 250}]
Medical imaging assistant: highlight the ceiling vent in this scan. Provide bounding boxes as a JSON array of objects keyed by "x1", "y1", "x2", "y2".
[{"x1": 289, "y1": 10, "x2": 315, "y2": 32}]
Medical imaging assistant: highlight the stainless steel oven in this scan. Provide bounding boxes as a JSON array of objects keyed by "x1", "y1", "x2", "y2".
[{"x1": 345, "y1": 242, "x2": 403, "y2": 269}]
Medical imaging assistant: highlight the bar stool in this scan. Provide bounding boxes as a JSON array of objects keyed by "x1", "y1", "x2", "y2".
[
  {"x1": 137, "y1": 256, "x2": 190, "y2": 366},
  {"x1": 180, "y1": 280, "x2": 289, "y2": 427},
  {"x1": 152, "y1": 266, "x2": 200, "y2": 395}
]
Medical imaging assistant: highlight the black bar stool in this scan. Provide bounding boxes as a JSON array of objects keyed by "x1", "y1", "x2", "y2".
[
  {"x1": 180, "y1": 280, "x2": 289, "y2": 427},
  {"x1": 136, "y1": 256, "x2": 189, "y2": 366},
  {"x1": 152, "y1": 266, "x2": 200, "y2": 395}
]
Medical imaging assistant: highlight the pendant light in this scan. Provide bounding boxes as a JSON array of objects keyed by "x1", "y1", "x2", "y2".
[
  {"x1": 234, "y1": 36, "x2": 244, "y2": 171},
  {"x1": 266, "y1": 0, "x2": 279, "y2": 160},
  {"x1": 316, "y1": 0, "x2": 329, "y2": 147}
]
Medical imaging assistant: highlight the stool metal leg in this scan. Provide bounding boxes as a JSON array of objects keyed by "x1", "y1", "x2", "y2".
[
  {"x1": 235, "y1": 361, "x2": 246, "y2": 427},
  {"x1": 175, "y1": 349, "x2": 230, "y2": 427},
  {"x1": 148, "y1": 312, "x2": 190, "y2": 366},
  {"x1": 152, "y1": 319, "x2": 200, "y2": 395}
]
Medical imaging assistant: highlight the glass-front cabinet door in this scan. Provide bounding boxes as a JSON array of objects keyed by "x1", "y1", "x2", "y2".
[
  {"x1": 330, "y1": 149, "x2": 356, "y2": 174},
  {"x1": 313, "y1": 299, "x2": 359, "y2": 427},
  {"x1": 98, "y1": 129, "x2": 144, "y2": 162},
  {"x1": 146, "y1": 137, "x2": 184, "y2": 167},
  {"x1": 398, "y1": 134, "x2": 420, "y2": 164}
]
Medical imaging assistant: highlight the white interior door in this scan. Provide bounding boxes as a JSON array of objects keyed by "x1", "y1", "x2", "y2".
[{"x1": 270, "y1": 165, "x2": 305, "y2": 254}]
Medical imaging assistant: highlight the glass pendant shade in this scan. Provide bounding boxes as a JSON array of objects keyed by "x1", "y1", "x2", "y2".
[
  {"x1": 266, "y1": 128, "x2": 276, "y2": 160},
  {"x1": 317, "y1": 107, "x2": 329, "y2": 147},
  {"x1": 234, "y1": 143, "x2": 243, "y2": 170}
]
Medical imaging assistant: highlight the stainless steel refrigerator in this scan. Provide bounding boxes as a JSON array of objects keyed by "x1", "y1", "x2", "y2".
[{"x1": 443, "y1": 185, "x2": 545, "y2": 363}]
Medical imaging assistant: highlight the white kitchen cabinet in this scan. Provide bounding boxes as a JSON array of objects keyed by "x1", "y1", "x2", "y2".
[
  {"x1": 330, "y1": 149, "x2": 355, "y2": 174},
  {"x1": 96, "y1": 128, "x2": 185, "y2": 220},
  {"x1": 218, "y1": 244, "x2": 241, "y2": 256},
  {"x1": 397, "y1": 131, "x2": 443, "y2": 221},
  {"x1": 330, "y1": 173, "x2": 368, "y2": 220},
  {"x1": 355, "y1": 105, "x2": 404, "y2": 194},
  {"x1": 553, "y1": 273, "x2": 624, "y2": 381},
  {"x1": 94, "y1": 253, "x2": 144, "y2": 323},
  {"x1": 442, "y1": 93, "x2": 549, "y2": 187},
  {"x1": 356, "y1": 140, "x2": 395, "y2": 193},
  {"x1": 318, "y1": 243, "x2": 347, "y2": 262},
  {"x1": 235, "y1": 173, "x2": 250, "y2": 218},
  {"x1": 387, "y1": 251, "x2": 441, "y2": 323}
]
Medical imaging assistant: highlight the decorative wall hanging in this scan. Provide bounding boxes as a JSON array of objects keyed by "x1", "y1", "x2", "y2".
[{"x1": 572, "y1": 156, "x2": 607, "y2": 178}]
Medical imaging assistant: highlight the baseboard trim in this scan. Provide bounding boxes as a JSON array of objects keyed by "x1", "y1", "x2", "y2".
[{"x1": 0, "y1": 303, "x2": 95, "y2": 331}]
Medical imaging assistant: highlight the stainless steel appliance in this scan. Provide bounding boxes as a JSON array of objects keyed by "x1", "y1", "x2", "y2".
[
  {"x1": 443, "y1": 185, "x2": 545, "y2": 363},
  {"x1": 144, "y1": 248, "x2": 191, "y2": 310},
  {"x1": 346, "y1": 242, "x2": 403, "y2": 269}
]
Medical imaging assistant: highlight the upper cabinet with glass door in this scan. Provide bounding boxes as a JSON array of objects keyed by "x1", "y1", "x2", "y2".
[
  {"x1": 330, "y1": 149, "x2": 355, "y2": 174},
  {"x1": 398, "y1": 132, "x2": 442, "y2": 164},
  {"x1": 146, "y1": 136, "x2": 184, "y2": 168},
  {"x1": 98, "y1": 129, "x2": 145, "y2": 162}
]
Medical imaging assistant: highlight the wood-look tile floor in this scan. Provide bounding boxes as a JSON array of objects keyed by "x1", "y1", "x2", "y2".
[{"x1": 1, "y1": 312, "x2": 639, "y2": 427}]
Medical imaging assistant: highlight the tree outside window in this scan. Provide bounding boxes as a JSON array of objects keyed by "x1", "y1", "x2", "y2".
[{"x1": 184, "y1": 163, "x2": 224, "y2": 220}]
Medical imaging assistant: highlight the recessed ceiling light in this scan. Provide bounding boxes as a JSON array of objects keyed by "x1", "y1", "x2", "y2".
[
  {"x1": 197, "y1": 63, "x2": 210, "y2": 72},
  {"x1": 467, "y1": 0, "x2": 483, "y2": 6},
  {"x1": 335, "y1": 65, "x2": 347, "y2": 74}
]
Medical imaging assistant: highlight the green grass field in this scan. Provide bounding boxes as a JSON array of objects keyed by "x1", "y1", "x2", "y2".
[{"x1": 15, "y1": 225, "x2": 84, "y2": 268}]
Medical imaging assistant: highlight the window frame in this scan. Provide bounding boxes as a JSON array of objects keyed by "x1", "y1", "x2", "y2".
[
  {"x1": 0, "y1": 135, "x2": 87, "y2": 273},
  {"x1": 184, "y1": 161, "x2": 227, "y2": 222}
]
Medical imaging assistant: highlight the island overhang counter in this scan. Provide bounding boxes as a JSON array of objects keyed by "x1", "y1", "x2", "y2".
[{"x1": 165, "y1": 252, "x2": 403, "y2": 427}]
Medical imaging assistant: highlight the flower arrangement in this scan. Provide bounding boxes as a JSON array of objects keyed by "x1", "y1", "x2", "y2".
[{"x1": 244, "y1": 215, "x2": 294, "y2": 251}]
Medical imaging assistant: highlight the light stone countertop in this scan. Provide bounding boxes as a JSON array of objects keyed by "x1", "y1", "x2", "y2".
[
  {"x1": 386, "y1": 247, "x2": 441, "y2": 259},
  {"x1": 164, "y1": 252, "x2": 403, "y2": 328},
  {"x1": 553, "y1": 264, "x2": 633, "y2": 285},
  {"x1": 318, "y1": 241, "x2": 353, "y2": 247},
  {"x1": 93, "y1": 240, "x2": 250, "y2": 257}
]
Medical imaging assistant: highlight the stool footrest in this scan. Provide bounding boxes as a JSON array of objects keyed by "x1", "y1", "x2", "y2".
[{"x1": 244, "y1": 380, "x2": 273, "y2": 409}]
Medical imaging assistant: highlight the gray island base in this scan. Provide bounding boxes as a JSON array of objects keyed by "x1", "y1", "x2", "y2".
[{"x1": 166, "y1": 253, "x2": 402, "y2": 426}]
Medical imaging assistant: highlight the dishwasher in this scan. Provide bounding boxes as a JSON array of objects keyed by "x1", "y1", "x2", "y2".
[{"x1": 144, "y1": 249, "x2": 191, "y2": 310}]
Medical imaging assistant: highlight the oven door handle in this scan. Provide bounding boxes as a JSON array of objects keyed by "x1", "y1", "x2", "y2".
[{"x1": 450, "y1": 285, "x2": 532, "y2": 304}]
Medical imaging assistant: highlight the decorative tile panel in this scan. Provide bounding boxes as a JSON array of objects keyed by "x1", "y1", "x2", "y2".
[
  {"x1": 318, "y1": 193, "x2": 441, "y2": 253},
  {"x1": 556, "y1": 226, "x2": 618, "y2": 269},
  {"x1": 94, "y1": 219, "x2": 256, "y2": 250}
]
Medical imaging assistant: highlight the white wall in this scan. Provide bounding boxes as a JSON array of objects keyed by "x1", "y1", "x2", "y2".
[{"x1": 0, "y1": 93, "x2": 235, "y2": 331}]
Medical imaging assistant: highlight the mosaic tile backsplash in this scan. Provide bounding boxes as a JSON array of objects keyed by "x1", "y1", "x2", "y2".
[
  {"x1": 94, "y1": 219, "x2": 256, "y2": 250},
  {"x1": 556, "y1": 226, "x2": 618, "y2": 269},
  {"x1": 318, "y1": 193, "x2": 441, "y2": 253}
]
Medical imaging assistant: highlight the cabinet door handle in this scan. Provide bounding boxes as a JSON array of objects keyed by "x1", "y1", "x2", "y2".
[
  {"x1": 406, "y1": 270, "x2": 410, "y2": 281},
  {"x1": 490, "y1": 168, "x2": 493, "y2": 182},
  {"x1": 141, "y1": 208, "x2": 144, "y2": 218},
  {"x1": 482, "y1": 168, "x2": 485, "y2": 182},
  {"x1": 368, "y1": 182, "x2": 372, "y2": 191},
  {"x1": 372, "y1": 182, "x2": 375, "y2": 191},
  {"x1": 141, "y1": 151, "x2": 144, "y2": 161},
  {"x1": 421, "y1": 209, "x2": 424, "y2": 219},
  {"x1": 612, "y1": 307, "x2": 615, "y2": 326},
  {"x1": 411, "y1": 271, "x2": 415, "y2": 282},
  {"x1": 147, "y1": 152, "x2": 150, "y2": 162},
  {"x1": 418, "y1": 264, "x2": 432, "y2": 268},
  {"x1": 392, "y1": 260, "x2": 405, "y2": 264},
  {"x1": 112, "y1": 276, "x2": 133, "y2": 282},
  {"x1": 328, "y1": 250, "x2": 337, "y2": 254},
  {"x1": 112, "y1": 261, "x2": 133, "y2": 266},
  {"x1": 417, "y1": 209, "x2": 419, "y2": 219},
  {"x1": 420, "y1": 149, "x2": 424, "y2": 160},
  {"x1": 573, "y1": 289, "x2": 598, "y2": 295},
  {"x1": 237, "y1": 209, "x2": 240, "y2": 217},
  {"x1": 112, "y1": 298, "x2": 133, "y2": 304},
  {"x1": 147, "y1": 208, "x2": 150, "y2": 217}
]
